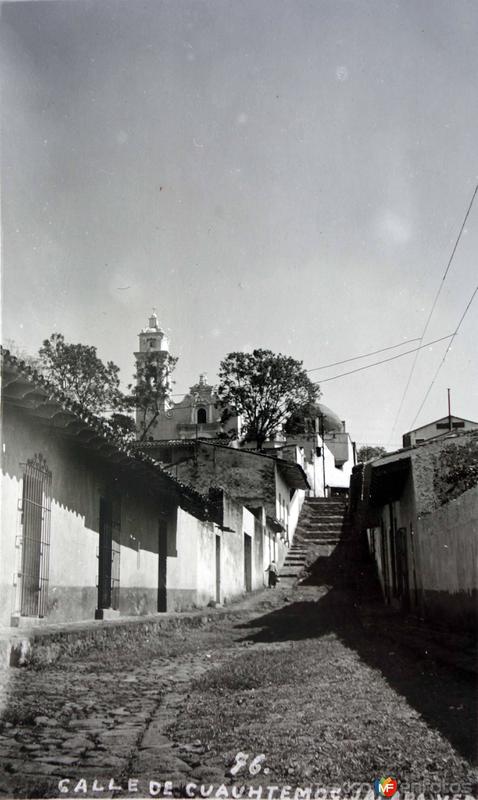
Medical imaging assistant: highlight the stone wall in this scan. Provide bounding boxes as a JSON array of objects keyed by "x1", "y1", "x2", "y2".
[
  {"x1": 411, "y1": 430, "x2": 478, "y2": 513},
  {"x1": 363, "y1": 435, "x2": 478, "y2": 630},
  {"x1": 415, "y1": 484, "x2": 478, "y2": 629},
  {"x1": 173, "y1": 443, "x2": 277, "y2": 518}
]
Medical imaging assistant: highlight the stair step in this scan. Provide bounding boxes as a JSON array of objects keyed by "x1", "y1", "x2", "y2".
[
  {"x1": 304, "y1": 501, "x2": 346, "y2": 505},
  {"x1": 304, "y1": 520, "x2": 347, "y2": 524},
  {"x1": 299, "y1": 525, "x2": 351, "y2": 531},
  {"x1": 306, "y1": 514, "x2": 348, "y2": 519},
  {"x1": 295, "y1": 538, "x2": 341, "y2": 545},
  {"x1": 299, "y1": 529, "x2": 346, "y2": 536},
  {"x1": 286, "y1": 498, "x2": 351, "y2": 573},
  {"x1": 297, "y1": 531, "x2": 345, "y2": 537},
  {"x1": 303, "y1": 522, "x2": 346, "y2": 527}
]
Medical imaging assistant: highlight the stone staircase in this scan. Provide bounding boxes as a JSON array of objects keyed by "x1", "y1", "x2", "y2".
[{"x1": 280, "y1": 497, "x2": 350, "y2": 583}]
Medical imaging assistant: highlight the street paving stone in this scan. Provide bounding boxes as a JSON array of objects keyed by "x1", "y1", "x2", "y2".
[
  {"x1": 0, "y1": 610, "x2": 251, "y2": 799},
  {"x1": 0, "y1": 585, "x2": 476, "y2": 798}
]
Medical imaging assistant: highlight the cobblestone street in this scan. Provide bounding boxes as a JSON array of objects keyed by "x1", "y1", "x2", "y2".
[{"x1": 0, "y1": 584, "x2": 476, "y2": 799}]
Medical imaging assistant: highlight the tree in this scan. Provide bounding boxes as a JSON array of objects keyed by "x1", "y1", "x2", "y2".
[
  {"x1": 356, "y1": 445, "x2": 387, "y2": 463},
  {"x1": 3, "y1": 338, "x2": 42, "y2": 371},
  {"x1": 105, "y1": 412, "x2": 137, "y2": 441},
  {"x1": 38, "y1": 333, "x2": 123, "y2": 415},
  {"x1": 283, "y1": 401, "x2": 322, "y2": 436},
  {"x1": 127, "y1": 351, "x2": 178, "y2": 441},
  {"x1": 216, "y1": 349, "x2": 320, "y2": 449}
]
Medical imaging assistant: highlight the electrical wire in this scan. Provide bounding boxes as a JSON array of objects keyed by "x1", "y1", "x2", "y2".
[
  {"x1": 311, "y1": 333, "x2": 453, "y2": 384},
  {"x1": 127, "y1": 334, "x2": 451, "y2": 400},
  {"x1": 306, "y1": 336, "x2": 422, "y2": 372},
  {"x1": 408, "y1": 284, "x2": 478, "y2": 430},
  {"x1": 154, "y1": 335, "x2": 435, "y2": 392},
  {"x1": 388, "y1": 182, "x2": 478, "y2": 442}
]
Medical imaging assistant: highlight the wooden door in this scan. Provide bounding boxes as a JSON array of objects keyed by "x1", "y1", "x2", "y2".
[
  {"x1": 158, "y1": 519, "x2": 168, "y2": 612},
  {"x1": 215, "y1": 535, "x2": 221, "y2": 603},
  {"x1": 98, "y1": 498, "x2": 113, "y2": 610},
  {"x1": 396, "y1": 527, "x2": 410, "y2": 610},
  {"x1": 244, "y1": 533, "x2": 252, "y2": 592}
]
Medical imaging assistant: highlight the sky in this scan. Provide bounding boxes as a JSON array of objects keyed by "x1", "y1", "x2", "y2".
[{"x1": 2, "y1": 0, "x2": 477, "y2": 449}]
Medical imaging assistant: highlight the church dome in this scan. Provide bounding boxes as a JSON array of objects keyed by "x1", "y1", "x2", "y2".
[{"x1": 312, "y1": 403, "x2": 344, "y2": 433}]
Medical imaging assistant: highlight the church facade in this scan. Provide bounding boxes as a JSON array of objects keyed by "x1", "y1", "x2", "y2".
[{"x1": 135, "y1": 311, "x2": 240, "y2": 441}]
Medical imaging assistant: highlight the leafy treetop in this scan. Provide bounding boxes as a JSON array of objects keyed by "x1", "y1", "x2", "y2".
[
  {"x1": 216, "y1": 349, "x2": 320, "y2": 449},
  {"x1": 356, "y1": 445, "x2": 387, "y2": 463},
  {"x1": 38, "y1": 333, "x2": 123, "y2": 415}
]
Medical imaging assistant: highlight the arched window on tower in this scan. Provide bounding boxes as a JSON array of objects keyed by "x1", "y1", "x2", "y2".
[
  {"x1": 148, "y1": 338, "x2": 156, "y2": 349},
  {"x1": 197, "y1": 407, "x2": 207, "y2": 424}
]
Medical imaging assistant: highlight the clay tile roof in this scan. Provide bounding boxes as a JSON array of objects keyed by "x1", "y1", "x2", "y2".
[{"x1": 1, "y1": 348, "x2": 216, "y2": 522}]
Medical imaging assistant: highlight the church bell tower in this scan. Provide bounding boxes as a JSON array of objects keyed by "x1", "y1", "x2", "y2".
[{"x1": 134, "y1": 310, "x2": 172, "y2": 435}]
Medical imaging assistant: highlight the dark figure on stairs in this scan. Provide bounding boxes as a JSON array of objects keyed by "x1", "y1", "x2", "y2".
[{"x1": 266, "y1": 560, "x2": 278, "y2": 588}]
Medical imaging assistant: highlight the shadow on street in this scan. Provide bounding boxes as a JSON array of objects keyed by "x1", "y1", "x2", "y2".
[{"x1": 236, "y1": 542, "x2": 478, "y2": 764}]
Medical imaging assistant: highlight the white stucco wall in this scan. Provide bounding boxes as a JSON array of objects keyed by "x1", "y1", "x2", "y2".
[
  {"x1": 288, "y1": 489, "x2": 305, "y2": 545},
  {"x1": 166, "y1": 508, "x2": 217, "y2": 609},
  {"x1": 2, "y1": 403, "x2": 278, "y2": 624},
  {"x1": 0, "y1": 470, "x2": 22, "y2": 625},
  {"x1": 1, "y1": 406, "x2": 171, "y2": 622},
  {"x1": 166, "y1": 502, "x2": 265, "y2": 609},
  {"x1": 275, "y1": 469, "x2": 291, "y2": 538}
]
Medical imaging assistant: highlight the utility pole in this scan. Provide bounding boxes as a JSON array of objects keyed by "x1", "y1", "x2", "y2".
[
  {"x1": 319, "y1": 413, "x2": 326, "y2": 498},
  {"x1": 447, "y1": 388, "x2": 452, "y2": 431}
]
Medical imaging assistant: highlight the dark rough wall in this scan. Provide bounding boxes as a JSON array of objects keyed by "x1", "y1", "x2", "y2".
[
  {"x1": 174, "y1": 445, "x2": 276, "y2": 517},
  {"x1": 412, "y1": 431, "x2": 478, "y2": 513}
]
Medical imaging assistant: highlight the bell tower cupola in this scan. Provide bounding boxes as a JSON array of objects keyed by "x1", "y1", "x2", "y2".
[{"x1": 137, "y1": 308, "x2": 169, "y2": 354}]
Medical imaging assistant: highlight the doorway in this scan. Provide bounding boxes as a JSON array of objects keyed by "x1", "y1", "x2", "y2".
[
  {"x1": 395, "y1": 527, "x2": 410, "y2": 610},
  {"x1": 98, "y1": 497, "x2": 113, "y2": 610},
  {"x1": 20, "y1": 455, "x2": 52, "y2": 618},
  {"x1": 158, "y1": 519, "x2": 168, "y2": 612},
  {"x1": 215, "y1": 535, "x2": 221, "y2": 603},
  {"x1": 244, "y1": 533, "x2": 252, "y2": 592}
]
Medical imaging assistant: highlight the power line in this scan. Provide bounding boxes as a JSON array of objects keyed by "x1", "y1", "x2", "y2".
[
  {"x1": 311, "y1": 333, "x2": 453, "y2": 384},
  {"x1": 159, "y1": 340, "x2": 424, "y2": 392},
  {"x1": 141, "y1": 335, "x2": 434, "y2": 393},
  {"x1": 408, "y1": 284, "x2": 478, "y2": 430},
  {"x1": 306, "y1": 336, "x2": 422, "y2": 372},
  {"x1": 388, "y1": 182, "x2": 478, "y2": 443}
]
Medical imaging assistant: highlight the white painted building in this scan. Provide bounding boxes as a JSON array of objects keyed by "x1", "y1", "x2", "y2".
[{"x1": 402, "y1": 415, "x2": 478, "y2": 448}]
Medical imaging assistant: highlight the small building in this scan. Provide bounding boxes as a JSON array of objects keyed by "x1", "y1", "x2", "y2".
[
  {"x1": 135, "y1": 439, "x2": 310, "y2": 561},
  {"x1": 134, "y1": 311, "x2": 240, "y2": 441},
  {"x1": 350, "y1": 429, "x2": 478, "y2": 630},
  {"x1": 402, "y1": 415, "x2": 478, "y2": 448},
  {"x1": 1, "y1": 351, "x2": 270, "y2": 627},
  {"x1": 277, "y1": 403, "x2": 356, "y2": 496}
]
